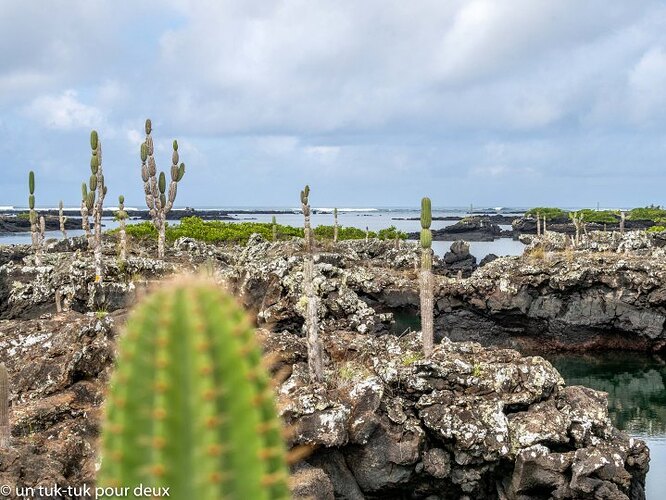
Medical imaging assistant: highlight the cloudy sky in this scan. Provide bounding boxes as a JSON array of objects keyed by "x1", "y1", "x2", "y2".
[{"x1": 2, "y1": 1, "x2": 666, "y2": 208}]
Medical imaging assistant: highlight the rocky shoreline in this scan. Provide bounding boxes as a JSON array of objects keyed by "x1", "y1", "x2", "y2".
[{"x1": 0, "y1": 231, "x2": 657, "y2": 498}]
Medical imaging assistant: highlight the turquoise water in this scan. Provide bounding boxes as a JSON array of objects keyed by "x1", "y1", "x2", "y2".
[{"x1": 547, "y1": 352, "x2": 665, "y2": 498}]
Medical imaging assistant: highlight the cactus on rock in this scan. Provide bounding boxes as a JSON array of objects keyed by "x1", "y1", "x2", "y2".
[
  {"x1": 83, "y1": 130, "x2": 107, "y2": 281},
  {"x1": 58, "y1": 200, "x2": 67, "y2": 240},
  {"x1": 420, "y1": 197, "x2": 434, "y2": 357},
  {"x1": 300, "y1": 185, "x2": 323, "y2": 383},
  {"x1": 116, "y1": 195, "x2": 128, "y2": 261},
  {"x1": 27, "y1": 171, "x2": 44, "y2": 264},
  {"x1": 140, "y1": 119, "x2": 186, "y2": 259},
  {"x1": 97, "y1": 277, "x2": 290, "y2": 500}
]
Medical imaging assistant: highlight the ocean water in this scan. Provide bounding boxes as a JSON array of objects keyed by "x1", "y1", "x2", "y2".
[{"x1": 0, "y1": 207, "x2": 526, "y2": 259}]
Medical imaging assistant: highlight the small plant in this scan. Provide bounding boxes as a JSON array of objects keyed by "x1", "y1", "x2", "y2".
[
  {"x1": 400, "y1": 351, "x2": 424, "y2": 366},
  {"x1": 140, "y1": 119, "x2": 186, "y2": 259},
  {"x1": 97, "y1": 276, "x2": 290, "y2": 499},
  {"x1": 471, "y1": 364, "x2": 482, "y2": 377},
  {"x1": 527, "y1": 245, "x2": 546, "y2": 260},
  {"x1": 95, "y1": 307, "x2": 108, "y2": 319}
]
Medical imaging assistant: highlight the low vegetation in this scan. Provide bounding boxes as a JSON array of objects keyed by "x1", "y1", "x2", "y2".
[
  {"x1": 628, "y1": 206, "x2": 666, "y2": 222},
  {"x1": 525, "y1": 207, "x2": 567, "y2": 220},
  {"x1": 115, "y1": 216, "x2": 407, "y2": 245}
]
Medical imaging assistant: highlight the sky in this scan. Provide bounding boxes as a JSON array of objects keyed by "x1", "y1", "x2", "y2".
[{"x1": 1, "y1": 0, "x2": 666, "y2": 208}]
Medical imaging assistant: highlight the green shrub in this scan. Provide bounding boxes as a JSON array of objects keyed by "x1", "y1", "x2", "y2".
[
  {"x1": 575, "y1": 209, "x2": 619, "y2": 224},
  {"x1": 647, "y1": 226, "x2": 666, "y2": 233},
  {"x1": 525, "y1": 207, "x2": 567, "y2": 220},
  {"x1": 314, "y1": 225, "x2": 373, "y2": 240},
  {"x1": 377, "y1": 225, "x2": 407, "y2": 240},
  {"x1": 628, "y1": 206, "x2": 666, "y2": 221},
  {"x1": 123, "y1": 221, "x2": 158, "y2": 239}
]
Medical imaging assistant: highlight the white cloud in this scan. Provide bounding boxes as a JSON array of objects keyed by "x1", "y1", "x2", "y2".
[
  {"x1": 629, "y1": 46, "x2": 666, "y2": 122},
  {"x1": 25, "y1": 90, "x2": 104, "y2": 130}
]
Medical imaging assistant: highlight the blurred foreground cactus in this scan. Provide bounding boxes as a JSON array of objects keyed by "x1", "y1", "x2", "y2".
[
  {"x1": 300, "y1": 185, "x2": 323, "y2": 382},
  {"x1": 116, "y1": 195, "x2": 128, "y2": 261},
  {"x1": 98, "y1": 276, "x2": 290, "y2": 500},
  {"x1": 27, "y1": 171, "x2": 44, "y2": 264},
  {"x1": 140, "y1": 119, "x2": 186, "y2": 258},
  {"x1": 420, "y1": 197, "x2": 434, "y2": 357}
]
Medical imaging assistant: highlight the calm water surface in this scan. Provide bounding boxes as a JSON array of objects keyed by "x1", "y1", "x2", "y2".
[{"x1": 546, "y1": 352, "x2": 666, "y2": 499}]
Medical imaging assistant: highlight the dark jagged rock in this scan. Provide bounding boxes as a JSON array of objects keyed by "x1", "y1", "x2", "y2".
[
  {"x1": 0, "y1": 215, "x2": 80, "y2": 234},
  {"x1": 408, "y1": 217, "x2": 509, "y2": 242},
  {"x1": 480, "y1": 253, "x2": 498, "y2": 267},
  {"x1": 437, "y1": 240, "x2": 477, "y2": 278},
  {"x1": 0, "y1": 234, "x2": 652, "y2": 499}
]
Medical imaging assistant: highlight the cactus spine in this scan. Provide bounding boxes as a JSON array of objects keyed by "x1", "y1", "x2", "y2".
[
  {"x1": 0, "y1": 363, "x2": 9, "y2": 448},
  {"x1": 58, "y1": 200, "x2": 67, "y2": 240},
  {"x1": 27, "y1": 171, "x2": 44, "y2": 264},
  {"x1": 140, "y1": 119, "x2": 186, "y2": 258},
  {"x1": 98, "y1": 277, "x2": 290, "y2": 500},
  {"x1": 333, "y1": 208, "x2": 339, "y2": 243},
  {"x1": 272, "y1": 216, "x2": 278, "y2": 242},
  {"x1": 420, "y1": 197, "x2": 434, "y2": 357},
  {"x1": 84, "y1": 130, "x2": 107, "y2": 281},
  {"x1": 117, "y1": 195, "x2": 128, "y2": 261},
  {"x1": 301, "y1": 185, "x2": 323, "y2": 383}
]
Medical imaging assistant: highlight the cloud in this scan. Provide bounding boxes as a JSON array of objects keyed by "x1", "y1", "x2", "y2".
[{"x1": 25, "y1": 90, "x2": 104, "y2": 130}]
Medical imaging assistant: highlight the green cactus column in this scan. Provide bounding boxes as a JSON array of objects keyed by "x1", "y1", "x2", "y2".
[
  {"x1": 0, "y1": 363, "x2": 9, "y2": 448},
  {"x1": 420, "y1": 197, "x2": 434, "y2": 357},
  {"x1": 116, "y1": 195, "x2": 128, "y2": 261},
  {"x1": 300, "y1": 185, "x2": 323, "y2": 382},
  {"x1": 98, "y1": 277, "x2": 290, "y2": 500},
  {"x1": 333, "y1": 208, "x2": 338, "y2": 243},
  {"x1": 140, "y1": 120, "x2": 186, "y2": 259}
]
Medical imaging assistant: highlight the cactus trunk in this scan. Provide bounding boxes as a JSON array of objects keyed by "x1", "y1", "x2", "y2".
[
  {"x1": 117, "y1": 196, "x2": 127, "y2": 261},
  {"x1": 333, "y1": 208, "x2": 338, "y2": 243},
  {"x1": 301, "y1": 185, "x2": 323, "y2": 382},
  {"x1": 272, "y1": 216, "x2": 277, "y2": 242},
  {"x1": 620, "y1": 211, "x2": 626, "y2": 234},
  {"x1": 536, "y1": 212, "x2": 541, "y2": 236},
  {"x1": 0, "y1": 363, "x2": 9, "y2": 448},
  {"x1": 58, "y1": 200, "x2": 67, "y2": 240},
  {"x1": 98, "y1": 277, "x2": 290, "y2": 500},
  {"x1": 420, "y1": 197, "x2": 434, "y2": 357}
]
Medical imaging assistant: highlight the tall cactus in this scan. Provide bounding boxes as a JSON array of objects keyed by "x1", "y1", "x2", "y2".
[
  {"x1": 300, "y1": 185, "x2": 323, "y2": 382},
  {"x1": 272, "y1": 216, "x2": 278, "y2": 242},
  {"x1": 420, "y1": 197, "x2": 434, "y2": 357},
  {"x1": 116, "y1": 195, "x2": 128, "y2": 261},
  {"x1": 333, "y1": 208, "x2": 339, "y2": 243},
  {"x1": 0, "y1": 363, "x2": 9, "y2": 448},
  {"x1": 620, "y1": 211, "x2": 626, "y2": 234},
  {"x1": 140, "y1": 119, "x2": 186, "y2": 258},
  {"x1": 27, "y1": 171, "x2": 44, "y2": 264},
  {"x1": 97, "y1": 277, "x2": 290, "y2": 500},
  {"x1": 58, "y1": 200, "x2": 67, "y2": 240},
  {"x1": 84, "y1": 130, "x2": 107, "y2": 281}
]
